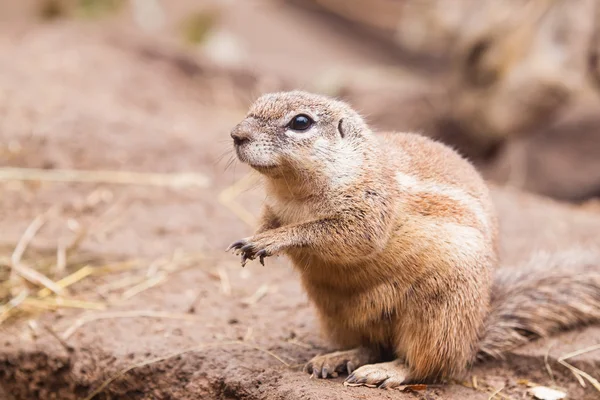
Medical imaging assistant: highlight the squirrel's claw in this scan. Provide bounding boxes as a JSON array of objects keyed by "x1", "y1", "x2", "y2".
[
  {"x1": 226, "y1": 239, "x2": 247, "y2": 252},
  {"x1": 241, "y1": 252, "x2": 252, "y2": 267},
  {"x1": 228, "y1": 236, "x2": 277, "y2": 267},
  {"x1": 257, "y1": 249, "x2": 267, "y2": 265},
  {"x1": 240, "y1": 243, "x2": 257, "y2": 253}
]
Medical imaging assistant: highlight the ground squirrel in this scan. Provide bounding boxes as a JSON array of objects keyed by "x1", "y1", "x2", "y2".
[{"x1": 227, "y1": 91, "x2": 600, "y2": 388}]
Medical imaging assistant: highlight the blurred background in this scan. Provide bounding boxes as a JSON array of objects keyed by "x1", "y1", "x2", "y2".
[
  {"x1": 1, "y1": 0, "x2": 600, "y2": 203},
  {"x1": 1, "y1": 2, "x2": 600, "y2": 399}
]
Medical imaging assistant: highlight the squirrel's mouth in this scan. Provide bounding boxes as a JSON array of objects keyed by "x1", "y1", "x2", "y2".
[
  {"x1": 249, "y1": 164, "x2": 278, "y2": 174},
  {"x1": 234, "y1": 146, "x2": 279, "y2": 174}
]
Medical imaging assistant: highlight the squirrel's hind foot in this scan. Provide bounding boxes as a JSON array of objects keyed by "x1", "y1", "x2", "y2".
[
  {"x1": 344, "y1": 360, "x2": 409, "y2": 389},
  {"x1": 304, "y1": 347, "x2": 376, "y2": 379}
]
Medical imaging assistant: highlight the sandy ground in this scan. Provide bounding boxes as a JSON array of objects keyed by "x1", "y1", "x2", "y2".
[{"x1": 0, "y1": 2, "x2": 599, "y2": 400}]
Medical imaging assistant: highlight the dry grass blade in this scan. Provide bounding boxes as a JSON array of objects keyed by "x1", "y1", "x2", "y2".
[
  {"x1": 42, "y1": 324, "x2": 74, "y2": 353},
  {"x1": 61, "y1": 310, "x2": 201, "y2": 339},
  {"x1": 96, "y1": 275, "x2": 145, "y2": 295},
  {"x1": 66, "y1": 224, "x2": 90, "y2": 256},
  {"x1": 11, "y1": 263, "x2": 63, "y2": 295},
  {"x1": 217, "y1": 267, "x2": 231, "y2": 296},
  {"x1": 557, "y1": 344, "x2": 600, "y2": 392},
  {"x1": 488, "y1": 385, "x2": 505, "y2": 399},
  {"x1": 285, "y1": 338, "x2": 313, "y2": 350},
  {"x1": 55, "y1": 243, "x2": 67, "y2": 275},
  {"x1": 241, "y1": 283, "x2": 269, "y2": 306},
  {"x1": 10, "y1": 210, "x2": 63, "y2": 295},
  {"x1": 11, "y1": 214, "x2": 47, "y2": 267},
  {"x1": 565, "y1": 363, "x2": 587, "y2": 388},
  {"x1": 37, "y1": 266, "x2": 95, "y2": 298},
  {"x1": 87, "y1": 200, "x2": 128, "y2": 243},
  {"x1": 459, "y1": 380, "x2": 514, "y2": 400},
  {"x1": 241, "y1": 341, "x2": 291, "y2": 367},
  {"x1": 121, "y1": 273, "x2": 167, "y2": 300},
  {"x1": 559, "y1": 343, "x2": 600, "y2": 362},
  {"x1": 93, "y1": 260, "x2": 142, "y2": 274},
  {"x1": 218, "y1": 172, "x2": 259, "y2": 227},
  {"x1": 27, "y1": 319, "x2": 40, "y2": 338},
  {"x1": 0, "y1": 290, "x2": 29, "y2": 324},
  {"x1": 82, "y1": 340, "x2": 289, "y2": 400},
  {"x1": 243, "y1": 326, "x2": 253, "y2": 342},
  {"x1": 22, "y1": 297, "x2": 106, "y2": 311},
  {"x1": 0, "y1": 167, "x2": 210, "y2": 188}
]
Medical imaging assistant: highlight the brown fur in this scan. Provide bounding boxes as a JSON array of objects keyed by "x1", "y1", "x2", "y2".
[{"x1": 227, "y1": 91, "x2": 600, "y2": 386}]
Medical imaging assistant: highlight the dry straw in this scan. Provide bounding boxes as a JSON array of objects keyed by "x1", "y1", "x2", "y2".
[
  {"x1": 218, "y1": 172, "x2": 259, "y2": 227},
  {"x1": 0, "y1": 167, "x2": 210, "y2": 188}
]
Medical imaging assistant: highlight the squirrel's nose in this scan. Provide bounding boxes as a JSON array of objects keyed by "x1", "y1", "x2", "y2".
[{"x1": 231, "y1": 125, "x2": 252, "y2": 146}]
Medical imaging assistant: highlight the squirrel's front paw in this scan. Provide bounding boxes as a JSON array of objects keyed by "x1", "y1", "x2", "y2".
[{"x1": 226, "y1": 233, "x2": 283, "y2": 266}]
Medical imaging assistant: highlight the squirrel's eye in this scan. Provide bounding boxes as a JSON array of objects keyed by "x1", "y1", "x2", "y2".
[{"x1": 288, "y1": 114, "x2": 313, "y2": 131}]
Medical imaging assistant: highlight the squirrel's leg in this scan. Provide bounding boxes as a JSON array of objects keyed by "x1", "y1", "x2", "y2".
[
  {"x1": 254, "y1": 205, "x2": 280, "y2": 234},
  {"x1": 396, "y1": 282, "x2": 483, "y2": 384},
  {"x1": 345, "y1": 286, "x2": 484, "y2": 388},
  {"x1": 227, "y1": 217, "x2": 388, "y2": 266},
  {"x1": 304, "y1": 347, "x2": 379, "y2": 379}
]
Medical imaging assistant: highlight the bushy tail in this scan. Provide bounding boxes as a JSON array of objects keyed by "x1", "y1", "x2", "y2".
[{"x1": 479, "y1": 248, "x2": 600, "y2": 358}]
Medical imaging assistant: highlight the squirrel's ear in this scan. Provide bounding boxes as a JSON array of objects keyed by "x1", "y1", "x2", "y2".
[
  {"x1": 338, "y1": 116, "x2": 364, "y2": 139},
  {"x1": 337, "y1": 119, "x2": 347, "y2": 139}
]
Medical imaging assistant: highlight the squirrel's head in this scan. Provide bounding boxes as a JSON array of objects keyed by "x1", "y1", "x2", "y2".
[{"x1": 231, "y1": 91, "x2": 371, "y2": 182}]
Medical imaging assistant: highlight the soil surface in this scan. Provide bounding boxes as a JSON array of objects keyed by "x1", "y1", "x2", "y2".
[{"x1": 0, "y1": 2, "x2": 599, "y2": 400}]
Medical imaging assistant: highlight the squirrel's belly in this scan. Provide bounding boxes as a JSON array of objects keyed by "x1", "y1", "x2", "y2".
[{"x1": 292, "y1": 256, "x2": 402, "y2": 349}]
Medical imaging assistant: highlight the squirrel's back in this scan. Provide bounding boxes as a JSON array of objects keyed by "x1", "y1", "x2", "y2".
[
  {"x1": 381, "y1": 132, "x2": 498, "y2": 248},
  {"x1": 382, "y1": 132, "x2": 600, "y2": 360}
]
